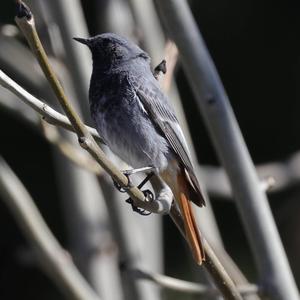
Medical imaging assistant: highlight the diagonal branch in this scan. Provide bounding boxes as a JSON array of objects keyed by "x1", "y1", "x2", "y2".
[
  {"x1": 128, "y1": 268, "x2": 259, "y2": 297},
  {"x1": 169, "y1": 204, "x2": 243, "y2": 300},
  {"x1": 0, "y1": 68, "x2": 168, "y2": 215},
  {"x1": 0, "y1": 69, "x2": 101, "y2": 142},
  {"x1": 0, "y1": 157, "x2": 101, "y2": 300},
  {"x1": 39, "y1": 119, "x2": 103, "y2": 175},
  {"x1": 14, "y1": 3, "x2": 163, "y2": 215}
]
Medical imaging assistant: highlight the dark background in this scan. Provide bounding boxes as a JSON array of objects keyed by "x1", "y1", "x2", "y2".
[{"x1": 1, "y1": 0, "x2": 300, "y2": 299}]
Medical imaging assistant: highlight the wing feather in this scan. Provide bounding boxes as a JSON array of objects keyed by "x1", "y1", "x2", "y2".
[{"x1": 131, "y1": 75, "x2": 205, "y2": 206}]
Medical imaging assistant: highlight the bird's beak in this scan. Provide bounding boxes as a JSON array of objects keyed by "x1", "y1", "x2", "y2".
[{"x1": 73, "y1": 37, "x2": 89, "y2": 46}]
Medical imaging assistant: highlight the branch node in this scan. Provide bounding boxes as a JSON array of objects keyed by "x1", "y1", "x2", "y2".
[
  {"x1": 78, "y1": 136, "x2": 90, "y2": 149},
  {"x1": 42, "y1": 103, "x2": 48, "y2": 112},
  {"x1": 16, "y1": 1, "x2": 32, "y2": 20},
  {"x1": 261, "y1": 176, "x2": 276, "y2": 192},
  {"x1": 154, "y1": 59, "x2": 167, "y2": 79}
]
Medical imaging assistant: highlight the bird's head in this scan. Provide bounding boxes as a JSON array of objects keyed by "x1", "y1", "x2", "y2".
[{"x1": 74, "y1": 33, "x2": 149, "y2": 70}]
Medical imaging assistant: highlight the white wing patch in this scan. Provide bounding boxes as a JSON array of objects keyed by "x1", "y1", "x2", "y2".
[{"x1": 135, "y1": 93, "x2": 148, "y2": 115}]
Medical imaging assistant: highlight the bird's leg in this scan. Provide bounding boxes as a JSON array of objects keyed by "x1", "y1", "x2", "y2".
[
  {"x1": 123, "y1": 166, "x2": 156, "y2": 176},
  {"x1": 137, "y1": 172, "x2": 155, "y2": 189},
  {"x1": 113, "y1": 166, "x2": 156, "y2": 192},
  {"x1": 113, "y1": 172, "x2": 132, "y2": 193},
  {"x1": 126, "y1": 172, "x2": 155, "y2": 216},
  {"x1": 113, "y1": 166, "x2": 156, "y2": 215}
]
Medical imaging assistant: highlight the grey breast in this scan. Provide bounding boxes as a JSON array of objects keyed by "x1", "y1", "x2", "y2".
[{"x1": 89, "y1": 72, "x2": 171, "y2": 170}]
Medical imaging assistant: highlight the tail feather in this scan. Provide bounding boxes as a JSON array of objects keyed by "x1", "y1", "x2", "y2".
[{"x1": 177, "y1": 171, "x2": 205, "y2": 264}]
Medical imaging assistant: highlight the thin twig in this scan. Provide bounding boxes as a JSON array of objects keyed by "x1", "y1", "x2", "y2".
[
  {"x1": 0, "y1": 70, "x2": 101, "y2": 142},
  {"x1": 0, "y1": 90, "x2": 102, "y2": 175},
  {"x1": 29, "y1": 3, "x2": 123, "y2": 295},
  {"x1": 169, "y1": 205, "x2": 243, "y2": 300},
  {"x1": 40, "y1": 119, "x2": 103, "y2": 175},
  {"x1": 153, "y1": 59, "x2": 166, "y2": 80},
  {"x1": 0, "y1": 157, "x2": 101, "y2": 300},
  {"x1": 17, "y1": 2, "x2": 168, "y2": 297},
  {"x1": 128, "y1": 268, "x2": 260, "y2": 296}
]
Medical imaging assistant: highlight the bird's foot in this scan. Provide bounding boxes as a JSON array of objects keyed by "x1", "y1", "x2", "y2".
[
  {"x1": 125, "y1": 190, "x2": 154, "y2": 216},
  {"x1": 113, "y1": 167, "x2": 155, "y2": 193},
  {"x1": 113, "y1": 172, "x2": 132, "y2": 193},
  {"x1": 123, "y1": 166, "x2": 156, "y2": 176}
]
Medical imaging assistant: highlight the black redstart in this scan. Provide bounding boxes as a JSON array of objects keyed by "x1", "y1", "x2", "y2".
[{"x1": 74, "y1": 33, "x2": 206, "y2": 264}]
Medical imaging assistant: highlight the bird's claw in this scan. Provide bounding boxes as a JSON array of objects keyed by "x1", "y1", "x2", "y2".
[
  {"x1": 125, "y1": 189, "x2": 154, "y2": 216},
  {"x1": 113, "y1": 167, "x2": 155, "y2": 193},
  {"x1": 143, "y1": 189, "x2": 154, "y2": 203}
]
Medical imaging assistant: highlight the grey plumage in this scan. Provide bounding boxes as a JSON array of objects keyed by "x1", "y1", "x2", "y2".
[
  {"x1": 74, "y1": 33, "x2": 205, "y2": 207},
  {"x1": 74, "y1": 33, "x2": 206, "y2": 264}
]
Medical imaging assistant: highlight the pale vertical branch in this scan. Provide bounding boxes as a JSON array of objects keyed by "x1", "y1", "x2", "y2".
[
  {"x1": 0, "y1": 34, "x2": 46, "y2": 93},
  {"x1": 36, "y1": 1, "x2": 125, "y2": 298},
  {"x1": 96, "y1": 0, "x2": 136, "y2": 39},
  {"x1": 21, "y1": 2, "x2": 121, "y2": 297},
  {"x1": 4, "y1": 11, "x2": 113, "y2": 292},
  {"x1": 128, "y1": 0, "x2": 224, "y2": 252},
  {"x1": 97, "y1": 176, "x2": 151, "y2": 300},
  {"x1": 155, "y1": 0, "x2": 299, "y2": 299},
  {"x1": 41, "y1": 0, "x2": 91, "y2": 119},
  {"x1": 127, "y1": 3, "x2": 256, "y2": 298},
  {"x1": 159, "y1": 41, "x2": 178, "y2": 92},
  {"x1": 95, "y1": 2, "x2": 164, "y2": 300},
  {"x1": 15, "y1": 4, "x2": 168, "y2": 300},
  {"x1": 47, "y1": 0, "x2": 162, "y2": 299},
  {"x1": 0, "y1": 157, "x2": 101, "y2": 300}
]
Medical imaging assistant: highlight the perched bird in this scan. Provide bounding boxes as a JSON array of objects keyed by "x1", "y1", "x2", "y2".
[{"x1": 74, "y1": 33, "x2": 206, "y2": 264}]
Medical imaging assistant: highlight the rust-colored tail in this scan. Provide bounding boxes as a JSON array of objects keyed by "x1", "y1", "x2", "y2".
[{"x1": 176, "y1": 171, "x2": 205, "y2": 265}]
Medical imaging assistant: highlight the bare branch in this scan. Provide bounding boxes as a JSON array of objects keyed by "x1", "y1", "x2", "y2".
[
  {"x1": 0, "y1": 69, "x2": 101, "y2": 142},
  {"x1": 159, "y1": 41, "x2": 178, "y2": 91},
  {"x1": 155, "y1": 0, "x2": 299, "y2": 299},
  {"x1": 128, "y1": 268, "x2": 259, "y2": 297},
  {"x1": 40, "y1": 119, "x2": 103, "y2": 175},
  {"x1": 201, "y1": 165, "x2": 275, "y2": 199},
  {"x1": 0, "y1": 90, "x2": 103, "y2": 175},
  {"x1": 0, "y1": 157, "x2": 101, "y2": 300},
  {"x1": 169, "y1": 204, "x2": 243, "y2": 300},
  {"x1": 240, "y1": 153, "x2": 298, "y2": 195}
]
